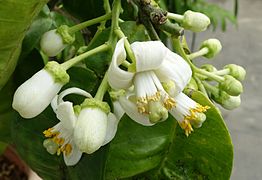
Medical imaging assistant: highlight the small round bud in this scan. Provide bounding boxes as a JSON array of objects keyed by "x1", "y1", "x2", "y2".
[
  {"x1": 40, "y1": 29, "x2": 67, "y2": 57},
  {"x1": 219, "y1": 75, "x2": 243, "y2": 96},
  {"x1": 200, "y1": 39, "x2": 222, "y2": 59},
  {"x1": 212, "y1": 91, "x2": 241, "y2": 110},
  {"x1": 224, "y1": 64, "x2": 246, "y2": 81},
  {"x1": 201, "y1": 64, "x2": 217, "y2": 72},
  {"x1": 182, "y1": 10, "x2": 210, "y2": 32}
]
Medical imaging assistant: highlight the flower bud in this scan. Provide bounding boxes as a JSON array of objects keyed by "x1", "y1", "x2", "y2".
[
  {"x1": 212, "y1": 91, "x2": 241, "y2": 110},
  {"x1": 219, "y1": 75, "x2": 243, "y2": 96},
  {"x1": 12, "y1": 61, "x2": 69, "y2": 118},
  {"x1": 182, "y1": 10, "x2": 210, "y2": 32},
  {"x1": 200, "y1": 39, "x2": 222, "y2": 59},
  {"x1": 73, "y1": 99, "x2": 110, "y2": 154},
  {"x1": 40, "y1": 25, "x2": 75, "y2": 57},
  {"x1": 224, "y1": 64, "x2": 246, "y2": 81}
]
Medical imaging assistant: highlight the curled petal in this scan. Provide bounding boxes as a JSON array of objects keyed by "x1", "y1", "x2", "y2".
[
  {"x1": 118, "y1": 95, "x2": 154, "y2": 126},
  {"x1": 51, "y1": 95, "x2": 59, "y2": 112},
  {"x1": 155, "y1": 49, "x2": 192, "y2": 95},
  {"x1": 63, "y1": 141, "x2": 82, "y2": 166},
  {"x1": 56, "y1": 101, "x2": 77, "y2": 130},
  {"x1": 108, "y1": 38, "x2": 134, "y2": 89},
  {"x1": 102, "y1": 113, "x2": 120, "y2": 146},
  {"x1": 131, "y1": 41, "x2": 167, "y2": 72},
  {"x1": 112, "y1": 101, "x2": 125, "y2": 120},
  {"x1": 57, "y1": 87, "x2": 92, "y2": 104}
]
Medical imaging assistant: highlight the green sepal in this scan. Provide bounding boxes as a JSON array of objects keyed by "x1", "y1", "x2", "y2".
[
  {"x1": 44, "y1": 61, "x2": 70, "y2": 84},
  {"x1": 56, "y1": 25, "x2": 75, "y2": 44},
  {"x1": 81, "y1": 98, "x2": 110, "y2": 114}
]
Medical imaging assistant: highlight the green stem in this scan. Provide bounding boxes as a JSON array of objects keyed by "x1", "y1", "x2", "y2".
[
  {"x1": 94, "y1": 72, "x2": 109, "y2": 100},
  {"x1": 109, "y1": 0, "x2": 122, "y2": 43},
  {"x1": 61, "y1": 44, "x2": 110, "y2": 70},
  {"x1": 167, "y1": 12, "x2": 184, "y2": 22},
  {"x1": 68, "y1": 13, "x2": 112, "y2": 34},
  {"x1": 103, "y1": 0, "x2": 111, "y2": 13},
  {"x1": 202, "y1": 81, "x2": 219, "y2": 96},
  {"x1": 187, "y1": 47, "x2": 209, "y2": 60},
  {"x1": 114, "y1": 29, "x2": 136, "y2": 63},
  {"x1": 194, "y1": 77, "x2": 208, "y2": 97},
  {"x1": 172, "y1": 37, "x2": 224, "y2": 82},
  {"x1": 213, "y1": 68, "x2": 230, "y2": 76}
]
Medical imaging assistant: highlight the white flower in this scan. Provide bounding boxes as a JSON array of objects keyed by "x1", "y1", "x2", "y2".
[
  {"x1": 108, "y1": 38, "x2": 192, "y2": 125},
  {"x1": 43, "y1": 87, "x2": 91, "y2": 166},
  {"x1": 12, "y1": 61, "x2": 69, "y2": 118},
  {"x1": 73, "y1": 98, "x2": 119, "y2": 154},
  {"x1": 169, "y1": 92, "x2": 209, "y2": 136}
]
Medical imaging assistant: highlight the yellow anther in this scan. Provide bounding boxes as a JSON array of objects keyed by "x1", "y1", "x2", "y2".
[
  {"x1": 43, "y1": 128, "x2": 54, "y2": 137},
  {"x1": 163, "y1": 97, "x2": 176, "y2": 110},
  {"x1": 56, "y1": 148, "x2": 61, "y2": 156},
  {"x1": 63, "y1": 144, "x2": 72, "y2": 156},
  {"x1": 179, "y1": 120, "x2": 194, "y2": 137}
]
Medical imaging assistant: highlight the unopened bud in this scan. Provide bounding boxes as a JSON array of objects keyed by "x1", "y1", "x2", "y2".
[
  {"x1": 182, "y1": 10, "x2": 210, "y2": 32},
  {"x1": 224, "y1": 64, "x2": 246, "y2": 81},
  {"x1": 200, "y1": 39, "x2": 222, "y2": 59},
  {"x1": 213, "y1": 91, "x2": 241, "y2": 110},
  {"x1": 219, "y1": 75, "x2": 243, "y2": 96}
]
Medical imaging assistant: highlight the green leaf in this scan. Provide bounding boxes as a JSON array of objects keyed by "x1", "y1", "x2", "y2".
[
  {"x1": 62, "y1": 0, "x2": 105, "y2": 21},
  {"x1": 0, "y1": 141, "x2": 7, "y2": 155},
  {"x1": 85, "y1": 21, "x2": 149, "y2": 76},
  {"x1": 106, "y1": 91, "x2": 233, "y2": 179},
  {"x1": 0, "y1": 0, "x2": 48, "y2": 90}
]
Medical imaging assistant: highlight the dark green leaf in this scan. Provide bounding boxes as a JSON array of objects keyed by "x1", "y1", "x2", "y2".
[
  {"x1": 0, "y1": 0, "x2": 48, "y2": 90},
  {"x1": 106, "y1": 91, "x2": 233, "y2": 180}
]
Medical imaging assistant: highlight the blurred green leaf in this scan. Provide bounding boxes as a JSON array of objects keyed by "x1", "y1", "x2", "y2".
[
  {"x1": 0, "y1": 141, "x2": 7, "y2": 155},
  {"x1": 106, "y1": 91, "x2": 233, "y2": 179},
  {"x1": 0, "y1": 0, "x2": 48, "y2": 90}
]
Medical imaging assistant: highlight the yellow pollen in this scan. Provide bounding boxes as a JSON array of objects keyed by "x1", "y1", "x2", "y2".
[
  {"x1": 164, "y1": 97, "x2": 176, "y2": 110},
  {"x1": 179, "y1": 120, "x2": 193, "y2": 137},
  {"x1": 137, "y1": 91, "x2": 161, "y2": 114},
  {"x1": 62, "y1": 144, "x2": 72, "y2": 156},
  {"x1": 56, "y1": 148, "x2": 61, "y2": 156},
  {"x1": 185, "y1": 104, "x2": 210, "y2": 121},
  {"x1": 43, "y1": 128, "x2": 55, "y2": 137},
  {"x1": 53, "y1": 137, "x2": 65, "y2": 145}
]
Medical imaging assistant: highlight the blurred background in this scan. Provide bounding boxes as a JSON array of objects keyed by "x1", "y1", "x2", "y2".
[{"x1": 190, "y1": 0, "x2": 262, "y2": 179}]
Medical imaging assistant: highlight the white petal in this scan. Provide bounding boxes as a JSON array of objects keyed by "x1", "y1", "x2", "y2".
[
  {"x1": 56, "y1": 101, "x2": 77, "y2": 130},
  {"x1": 63, "y1": 141, "x2": 82, "y2": 166},
  {"x1": 40, "y1": 29, "x2": 67, "y2": 57},
  {"x1": 112, "y1": 101, "x2": 125, "y2": 120},
  {"x1": 12, "y1": 69, "x2": 62, "y2": 118},
  {"x1": 155, "y1": 49, "x2": 192, "y2": 94},
  {"x1": 118, "y1": 95, "x2": 154, "y2": 126},
  {"x1": 108, "y1": 38, "x2": 134, "y2": 90},
  {"x1": 74, "y1": 108, "x2": 108, "y2": 154},
  {"x1": 131, "y1": 41, "x2": 167, "y2": 72},
  {"x1": 102, "y1": 113, "x2": 120, "y2": 146},
  {"x1": 57, "y1": 87, "x2": 92, "y2": 104},
  {"x1": 51, "y1": 95, "x2": 59, "y2": 112}
]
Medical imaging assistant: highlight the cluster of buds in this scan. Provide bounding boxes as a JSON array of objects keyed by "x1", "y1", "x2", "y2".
[{"x1": 185, "y1": 39, "x2": 246, "y2": 110}]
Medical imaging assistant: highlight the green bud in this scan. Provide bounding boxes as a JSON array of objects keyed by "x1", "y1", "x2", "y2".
[
  {"x1": 148, "y1": 101, "x2": 168, "y2": 123},
  {"x1": 224, "y1": 64, "x2": 246, "y2": 81},
  {"x1": 182, "y1": 10, "x2": 210, "y2": 32},
  {"x1": 201, "y1": 64, "x2": 217, "y2": 72},
  {"x1": 200, "y1": 39, "x2": 222, "y2": 59},
  {"x1": 219, "y1": 75, "x2": 243, "y2": 96},
  {"x1": 43, "y1": 139, "x2": 59, "y2": 155},
  {"x1": 191, "y1": 112, "x2": 206, "y2": 128},
  {"x1": 44, "y1": 61, "x2": 70, "y2": 84},
  {"x1": 212, "y1": 91, "x2": 241, "y2": 110}
]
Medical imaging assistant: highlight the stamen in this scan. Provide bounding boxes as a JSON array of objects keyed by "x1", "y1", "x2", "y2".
[
  {"x1": 163, "y1": 97, "x2": 176, "y2": 110},
  {"x1": 43, "y1": 128, "x2": 54, "y2": 137},
  {"x1": 62, "y1": 144, "x2": 72, "y2": 156},
  {"x1": 137, "y1": 91, "x2": 161, "y2": 114},
  {"x1": 179, "y1": 120, "x2": 194, "y2": 137}
]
